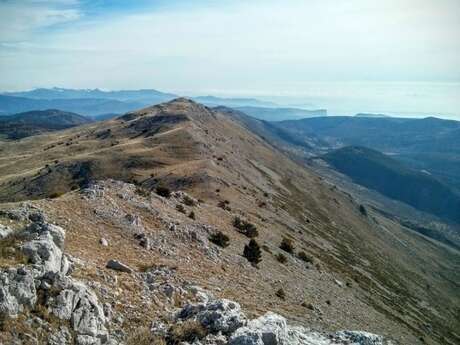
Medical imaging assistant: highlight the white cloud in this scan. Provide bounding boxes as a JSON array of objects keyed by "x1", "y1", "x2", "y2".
[{"x1": 0, "y1": 0, "x2": 81, "y2": 42}]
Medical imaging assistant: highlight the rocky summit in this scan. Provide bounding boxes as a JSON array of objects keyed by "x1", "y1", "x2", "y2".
[{"x1": 0, "y1": 99, "x2": 458, "y2": 345}]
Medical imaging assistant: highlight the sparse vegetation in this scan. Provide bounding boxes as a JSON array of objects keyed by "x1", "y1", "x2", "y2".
[
  {"x1": 233, "y1": 216, "x2": 258, "y2": 238},
  {"x1": 209, "y1": 231, "x2": 230, "y2": 248},
  {"x1": 168, "y1": 319, "x2": 206, "y2": 344},
  {"x1": 188, "y1": 211, "x2": 195, "y2": 220},
  {"x1": 218, "y1": 200, "x2": 231, "y2": 211},
  {"x1": 49, "y1": 192, "x2": 64, "y2": 199},
  {"x1": 298, "y1": 251, "x2": 313, "y2": 264},
  {"x1": 126, "y1": 326, "x2": 166, "y2": 345},
  {"x1": 276, "y1": 253, "x2": 287, "y2": 264},
  {"x1": 156, "y1": 186, "x2": 171, "y2": 198},
  {"x1": 183, "y1": 195, "x2": 196, "y2": 206},
  {"x1": 176, "y1": 204, "x2": 186, "y2": 214},
  {"x1": 0, "y1": 234, "x2": 27, "y2": 268},
  {"x1": 243, "y1": 239, "x2": 262, "y2": 265},
  {"x1": 280, "y1": 238, "x2": 294, "y2": 254}
]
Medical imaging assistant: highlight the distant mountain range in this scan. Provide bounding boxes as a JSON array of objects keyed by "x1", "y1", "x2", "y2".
[
  {"x1": 0, "y1": 109, "x2": 92, "y2": 139},
  {"x1": 322, "y1": 146, "x2": 460, "y2": 224},
  {"x1": 3, "y1": 87, "x2": 177, "y2": 103},
  {"x1": 0, "y1": 88, "x2": 324, "y2": 121}
]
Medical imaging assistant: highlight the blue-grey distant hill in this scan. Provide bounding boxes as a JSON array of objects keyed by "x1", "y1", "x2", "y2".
[
  {"x1": 322, "y1": 146, "x2": 460, "y2": 224},
  {"x1": 4, "y1": 87, "x2": 177, "y2": 103},
  {"x1": 0, "y1": 94, "x2": 146, "y2": 117},
  {"x1": 1, "y1": 88, "x2": 298, "y2": 120},
  {"x1": 0, "y1": 109, "x2": 92, "y2": 139}
]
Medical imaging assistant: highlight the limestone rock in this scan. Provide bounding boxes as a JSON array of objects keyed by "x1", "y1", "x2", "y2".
[
  {"x1": 229, "y1": 312, "x2": 288, "y2": 345},
  {"x1": 48, "y1": 326, "x2": 72, "y2": 345},
  {"x1": 49, "y1": 278, "x2": 108, "y2": 343},
  {"x1": 177, "y1": 298, "x2": 246, "y2": 335},
  {"x1": 0, "y1": 224, "x2": 13, "y2": 239},
  {"x1": 0, "y1": 267, "x2": 37, "y2": 318}
]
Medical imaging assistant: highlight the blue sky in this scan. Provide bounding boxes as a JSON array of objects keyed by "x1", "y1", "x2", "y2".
[{"x1": 0, "y1": 0, "x2": 459, "y2": 117}]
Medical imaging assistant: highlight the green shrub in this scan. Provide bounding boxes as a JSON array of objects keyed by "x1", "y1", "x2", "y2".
[
  {"x1": 298, "y1": 251, "x2": 313, "y2": 263},
  {"x1": 233, "y1": 216, "x2": 258, "y2": 238},
  {"x1": 280, "y1": 238, "x2": 294, "y2": 254},
  {"x1": 156, "y1": 186, "x2": 171, "y2": 198},
  {"x1": 276, "y1": 253, "x2": 287, "y2": 264},
  {"x1": 188, "y1": 211, "x2": 196, "y2": 220},
  {"x1": 209, "y1": 232, "x2": 229, "y2": 248},
  {"x1": 243, "y1": 239, "x2": 262, "y2": 266}
]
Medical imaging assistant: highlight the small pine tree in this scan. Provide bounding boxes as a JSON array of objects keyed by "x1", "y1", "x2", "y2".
[
  {"x1": 243, "y1": 239, "x2": 262, "y2": 266},
  {"x1": 156, "y1": 185, "x2": 171, "y2": 198}
]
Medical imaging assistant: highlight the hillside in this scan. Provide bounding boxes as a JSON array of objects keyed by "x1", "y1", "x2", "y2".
[
  {"x1": 0, "y1": 99, "x2": 458, "y2": 344},
  {"x1": 0, "y1": 109, "x2": 92, "y2": 139},
  {"x1": 322, "y1": 146, "x2": 460, "y2": 224},
  {"x1": 273, "y1": 116, "x2": 460, "y2": 193}
]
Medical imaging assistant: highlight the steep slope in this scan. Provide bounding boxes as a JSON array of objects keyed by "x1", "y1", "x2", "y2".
[
  {"x1": 322, "y1": 146, "x2": 460, "y2": 224},
  {"x1": 0, "y1": 99, "x2": 458, "y2": 344},
  {"x1": 0, "y1": 109, "x2": 93, "y2": 139}
]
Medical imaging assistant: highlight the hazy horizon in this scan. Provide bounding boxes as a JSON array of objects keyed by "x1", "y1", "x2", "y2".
[{"x1": 1, "y1": 0, "x2": 459, "y2": 119}]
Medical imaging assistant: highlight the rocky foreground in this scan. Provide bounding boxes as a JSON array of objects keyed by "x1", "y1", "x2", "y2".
[{"x1": 0, "y1": 202, "x2": 395, "y2": 345}]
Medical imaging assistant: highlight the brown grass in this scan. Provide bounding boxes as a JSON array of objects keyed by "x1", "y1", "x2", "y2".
[
  {"x1": 126, "y1": 327, "x2": 166, "y2": 345},
  {"x1": 168, "y1": 320, "x2": 206, "y2": 344}
]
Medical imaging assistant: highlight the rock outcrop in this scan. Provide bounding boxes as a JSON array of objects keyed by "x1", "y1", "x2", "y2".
[
  {"x1": 0, "y1": 212, "x2": 111, "y2": 345},
  {"x1": 170, "y1": 298, "x2": 394, "y2": 345}
]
